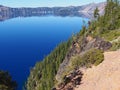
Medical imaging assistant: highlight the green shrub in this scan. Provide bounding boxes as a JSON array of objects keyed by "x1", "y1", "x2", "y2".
[
  {"x1": 100, "y1": 29, "x2": 120, "y2": 41},
  {"x1": 0, "y1": 71, "x2": 17, "y2": 90},
  {"x1": 71, "y1": 49, "x2": 104, "y2": 68},
  {"x1": 110, "y1": 40, "x2": 120, "y2": 51}
]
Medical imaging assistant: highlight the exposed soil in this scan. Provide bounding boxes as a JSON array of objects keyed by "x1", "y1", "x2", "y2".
[{"x1": 75, "y1": 50, "x2": 120, "y2": 90}]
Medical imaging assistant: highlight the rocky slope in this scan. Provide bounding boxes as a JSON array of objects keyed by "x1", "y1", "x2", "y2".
[
  {"x1": 79, "y1": 2, "x2": 106, "y2": 14},
  {"x1": 56, "y1": 36, "x2": 112, "y2": 83},
  {"x1": 75, "y1": 50, "x2": 120, "y2": 90},
  {"x1": 55, "y1": 48, "x2": 120, "y2": 90}
]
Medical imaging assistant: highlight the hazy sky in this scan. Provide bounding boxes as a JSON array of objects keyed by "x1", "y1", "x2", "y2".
[{"x1": 0, "y1": 0, "x2": 106, "y2": 7}]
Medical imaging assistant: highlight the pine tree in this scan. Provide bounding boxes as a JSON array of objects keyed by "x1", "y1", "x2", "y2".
[{"x1": 94, "y1": 7, "x2": 99, "y2": 18}]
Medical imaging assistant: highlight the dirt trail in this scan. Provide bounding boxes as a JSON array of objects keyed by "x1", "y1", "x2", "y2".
[{"x1": 75, "y1": 50, "x2": 120, "y2": 90}]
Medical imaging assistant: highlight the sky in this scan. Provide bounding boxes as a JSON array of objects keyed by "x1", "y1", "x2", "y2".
[{"x1": 0, "y1": 0, "x2": 106, "y2": 7}]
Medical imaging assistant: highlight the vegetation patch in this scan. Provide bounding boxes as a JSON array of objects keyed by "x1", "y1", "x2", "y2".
[
  {"x1": 71, "y1": 49, "x2": 104, "y2": 68},
  {"x1": 110, "y1": 38, "x2": 120, "y2": 51},
  {"x1": 100, "y1": 29, "x2": 120, "y2": 41},
  {"x1": 0, "y1": 71, "x2": 17, "y2": 90},
  {"x1": 27, "y1": 39, "x2": 72, "y2": 90}
]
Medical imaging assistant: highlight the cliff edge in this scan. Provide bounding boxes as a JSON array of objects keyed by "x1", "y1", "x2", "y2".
[{"x1": 75, "y1": 50, "x2": 120, "y2": 90}]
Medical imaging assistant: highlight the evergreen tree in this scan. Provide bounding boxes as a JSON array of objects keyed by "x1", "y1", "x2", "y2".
[
  {"x1": 94, "y1": 7, "x2": 99, "y2": 18},
  {"x1": 0, "y1": 71, "x2": 17, "y2": 90}
]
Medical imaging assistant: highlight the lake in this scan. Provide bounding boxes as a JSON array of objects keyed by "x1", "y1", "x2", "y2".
[{"x1": 0, "y1": 16, "x2": 89, "y2": 90}]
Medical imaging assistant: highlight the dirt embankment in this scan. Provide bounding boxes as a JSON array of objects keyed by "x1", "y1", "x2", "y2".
[{"x1": 75, "y1": 50, "x2": 120, "y2": 90}]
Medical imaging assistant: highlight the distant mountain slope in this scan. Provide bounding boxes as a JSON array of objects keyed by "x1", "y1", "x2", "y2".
[
  {"x1": 0, "y1": 2, "x2": 106, "y2": 21},
  {"x1": 0, "y1": 2, "x2": 106, "y2": 13},
  {"x1": 79, "y1": 2, "x2": 106, "y2": 14}
]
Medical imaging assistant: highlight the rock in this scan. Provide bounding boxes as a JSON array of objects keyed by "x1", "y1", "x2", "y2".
[
  {"x1": 55, "y1": 69, "x2": 83, "y2": 90},
  {"x1": 56, "y1": 36, "x2": 112, "y2": 83},
  {"x1": 81, "y1": 36, "x2": 112, "y2": 51},
  {"x1": 93, "y1": 37, "x2": 112, "y2": 51}
]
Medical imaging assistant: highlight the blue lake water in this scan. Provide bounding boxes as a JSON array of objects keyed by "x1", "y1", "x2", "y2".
[{"x1": 0, "y1": 16, "x2": 89, "y2": 90}]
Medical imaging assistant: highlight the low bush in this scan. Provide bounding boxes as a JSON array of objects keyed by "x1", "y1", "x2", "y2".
[
  {"x1": 71, "y1": 49, "x2": 104, "y2": 68},
  {"x1": 100, "y1": 29, "x2": 120, "y2": 41}
]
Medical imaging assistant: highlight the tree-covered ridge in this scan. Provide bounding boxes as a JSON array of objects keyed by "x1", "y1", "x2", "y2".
[
  {"x1": 27, "y1": 39, "x2": 72, "y2": 90},
  {"x1": 77, "y1": 0, "x2": 120, "y2": 49},
  {"x1": 26, "y1": 0, "x2": 120, "y2": 90},
  {"x1": 88, "y1": 0, "x2": 120, "y2": 37},
  {"x1": 86, "y1": 0, "x2": 120, "y2": 50},
  {"x1": 0, "y1": 71, "x2": 17, "y2": 90}
]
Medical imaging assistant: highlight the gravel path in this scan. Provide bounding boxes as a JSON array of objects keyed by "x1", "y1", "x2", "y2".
[{"x1": 75, "y1": 50, "x2": 120, "y2": 90}]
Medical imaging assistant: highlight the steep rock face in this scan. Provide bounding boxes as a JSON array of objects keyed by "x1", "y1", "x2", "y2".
[
  {"x1": 56, "y1": 36, "x2": 112, "y2": 83},
  {"x1": 80, "y1": 36, "x2": 112, "y2": 52},
  {"x1": 75, "y1": 50, "x2": 120, "y2": 90},
  {"x1": 55, "y1": 41, "x2": 81, "y2": 82}
]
